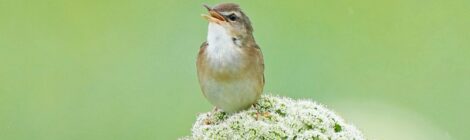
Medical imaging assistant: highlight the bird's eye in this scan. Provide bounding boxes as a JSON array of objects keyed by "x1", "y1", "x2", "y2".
[{"x1": 227, "y1": 14, "x2": 237, "y2": 21}]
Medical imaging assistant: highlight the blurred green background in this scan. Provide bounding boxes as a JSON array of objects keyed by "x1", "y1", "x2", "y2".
[{"x1": 1, "y1": 0, "x2": 469, "y2": 139}]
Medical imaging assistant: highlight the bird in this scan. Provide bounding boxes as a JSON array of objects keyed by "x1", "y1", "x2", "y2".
[{"x1": 196, "y1": 3, "x2": 264, "y2": 113}]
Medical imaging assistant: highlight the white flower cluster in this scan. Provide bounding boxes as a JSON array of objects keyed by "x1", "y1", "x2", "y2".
[{"x1": 182, "y1": 95, "x2": 365, "y2": 140}]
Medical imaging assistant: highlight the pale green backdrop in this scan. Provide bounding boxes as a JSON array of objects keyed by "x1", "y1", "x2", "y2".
[{"x1": 1, "y1": 0, "x2": 469, "y2": 139}]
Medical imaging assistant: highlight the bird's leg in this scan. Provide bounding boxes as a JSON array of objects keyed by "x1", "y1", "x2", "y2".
[
  {"x1": 212, "y1": 106, "x2": 218, "y2": 112},
  {"x1": 252, "y1": 104, "x2": 260, "y2": 120},
  {"x1": 204, "y1": 107, "x2": 219, "y2": 125}
]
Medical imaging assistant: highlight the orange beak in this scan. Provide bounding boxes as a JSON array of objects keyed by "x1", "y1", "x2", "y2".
[{"x1": 201, "y1": 4, "x2": 226, "y2": 24}]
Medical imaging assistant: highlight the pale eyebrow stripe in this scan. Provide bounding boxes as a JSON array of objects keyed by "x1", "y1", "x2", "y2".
[{"x1": 220, "y1": 11, "x2": 241, "y2": 17}]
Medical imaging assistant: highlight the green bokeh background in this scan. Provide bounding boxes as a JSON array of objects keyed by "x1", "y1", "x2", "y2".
[{"x1": 1, "y1": 0, "x2": 469, "y2": 139}]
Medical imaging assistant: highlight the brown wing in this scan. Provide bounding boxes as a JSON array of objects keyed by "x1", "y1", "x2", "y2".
[
  {"x1": 197, "y1": 41, "x2": 208, "y2": 62},
  {"x1": 252, "y1": 44, "x2": 265, "y2": 86},
  {"x1": 200, "y1": 41, "x2": 208, "y2": 49},
  {"x1": 196, "y1": 41, "x2": 208, "y2": 72},
  {"x1": 257, "y1": 46, "x2": 265, "y2": 85},
  {"x1": 246, "y1": 44, "x2": 265, "y2": 99},
  {"x1": 196, "y1": 41, "x2": 208, "y2": 98}
]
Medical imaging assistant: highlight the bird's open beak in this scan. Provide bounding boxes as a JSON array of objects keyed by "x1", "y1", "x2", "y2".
[{"x1": 201, "y1": 4, "x2": 226, "y2": 24}]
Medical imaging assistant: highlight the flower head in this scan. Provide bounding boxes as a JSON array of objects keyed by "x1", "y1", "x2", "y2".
[{"x1": 183, "y1": 95, "x2": 364, "y2": 140}]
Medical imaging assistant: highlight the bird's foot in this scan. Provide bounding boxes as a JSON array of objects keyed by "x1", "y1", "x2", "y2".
[
  {"x1": 203, "y1": 118, "x2": 211, "y2": 125},
  {"x1": 252, "y1": 104, "x2": 261, "y2": 120},
  {"x1": 263, "y1": 112, "x2": 270, "y2": 118},
  {"x1": 252, "y1": 104, "x2": 270, "y2": 120},
  {"x1": 204, "y1": 107, "x2": 219, "y2": 125}
]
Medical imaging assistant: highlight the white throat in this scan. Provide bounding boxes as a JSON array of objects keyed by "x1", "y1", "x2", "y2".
[{"x1": 205, "y1": 23, "x2": 243, "y2": 70}]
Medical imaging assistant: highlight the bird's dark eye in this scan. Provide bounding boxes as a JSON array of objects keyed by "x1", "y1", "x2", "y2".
[{"x1": 227, "y1": 14, "x2": 237, "y2": 21}]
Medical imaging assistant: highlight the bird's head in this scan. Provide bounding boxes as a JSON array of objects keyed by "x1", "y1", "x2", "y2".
[{"x1": 202, "y1": 3, "x2": 254, "y2": 46}]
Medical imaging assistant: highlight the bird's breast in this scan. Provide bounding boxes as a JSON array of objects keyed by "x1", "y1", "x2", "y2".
[
  {"x1": 197, "y1": 31, "x2": 263, "y2": 82},
  {"x1": 204, "y1": 36, "x2": 247, "y2": 72},
  {"x1": 205, "y1": 23, "x2": 244, "y2": 69}
]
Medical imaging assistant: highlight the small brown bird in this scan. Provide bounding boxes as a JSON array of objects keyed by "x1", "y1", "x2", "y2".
[{"x1": 197, "y1": 3, "x2": 264, "y2": 113}]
